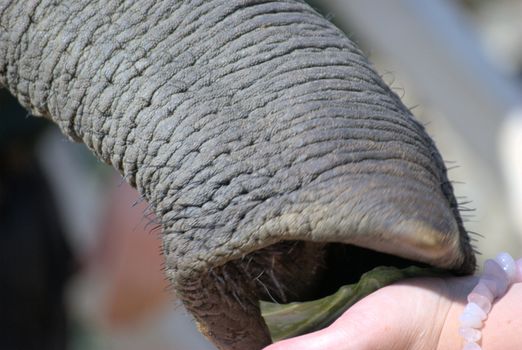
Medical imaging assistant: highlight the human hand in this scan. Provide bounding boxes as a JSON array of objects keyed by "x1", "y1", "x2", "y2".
[{"x1": 264, "y1": 276, "x2": 476, "y2": 350}]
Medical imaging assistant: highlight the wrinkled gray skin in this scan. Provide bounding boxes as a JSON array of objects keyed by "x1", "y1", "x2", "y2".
[{"x1": 0, "y1": 1, "x2": 476, "y2": 349}]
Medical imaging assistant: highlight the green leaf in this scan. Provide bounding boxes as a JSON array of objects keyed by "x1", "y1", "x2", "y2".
[{"x1": 260, "y1": 265, "x2": 446, "y2": 342}]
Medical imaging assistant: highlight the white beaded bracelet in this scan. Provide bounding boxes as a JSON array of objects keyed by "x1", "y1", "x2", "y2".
[{"x1": 459, "y1": 252, "x2": 522, "y2": 350}]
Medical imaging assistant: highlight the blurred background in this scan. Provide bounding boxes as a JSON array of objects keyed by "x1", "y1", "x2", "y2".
[{"x1": 1, "y1": 0, "x2": 521, "y2": 349}]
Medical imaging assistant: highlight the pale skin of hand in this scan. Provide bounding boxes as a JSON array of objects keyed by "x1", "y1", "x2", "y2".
[{"x1": 263, "y1": 277, "x2": 522, "y2": 350}]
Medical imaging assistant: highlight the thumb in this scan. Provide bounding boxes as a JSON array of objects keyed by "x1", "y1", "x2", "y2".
[
  {"x1": 263, "y1": 328, "x2": 348, "y2": 350},
  {"x1": 262, "y1": 301, "x2": 384, "y2": 350}
]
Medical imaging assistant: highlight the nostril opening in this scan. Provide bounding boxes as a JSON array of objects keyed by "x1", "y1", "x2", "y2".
[{"x1": 315, "y1": 243, "x2": 430, "y2": 298}]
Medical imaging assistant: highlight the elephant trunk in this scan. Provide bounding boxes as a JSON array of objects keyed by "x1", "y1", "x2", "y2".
[{"x1": 1, "y1": 1, "x2": 475, "y2": 349}]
